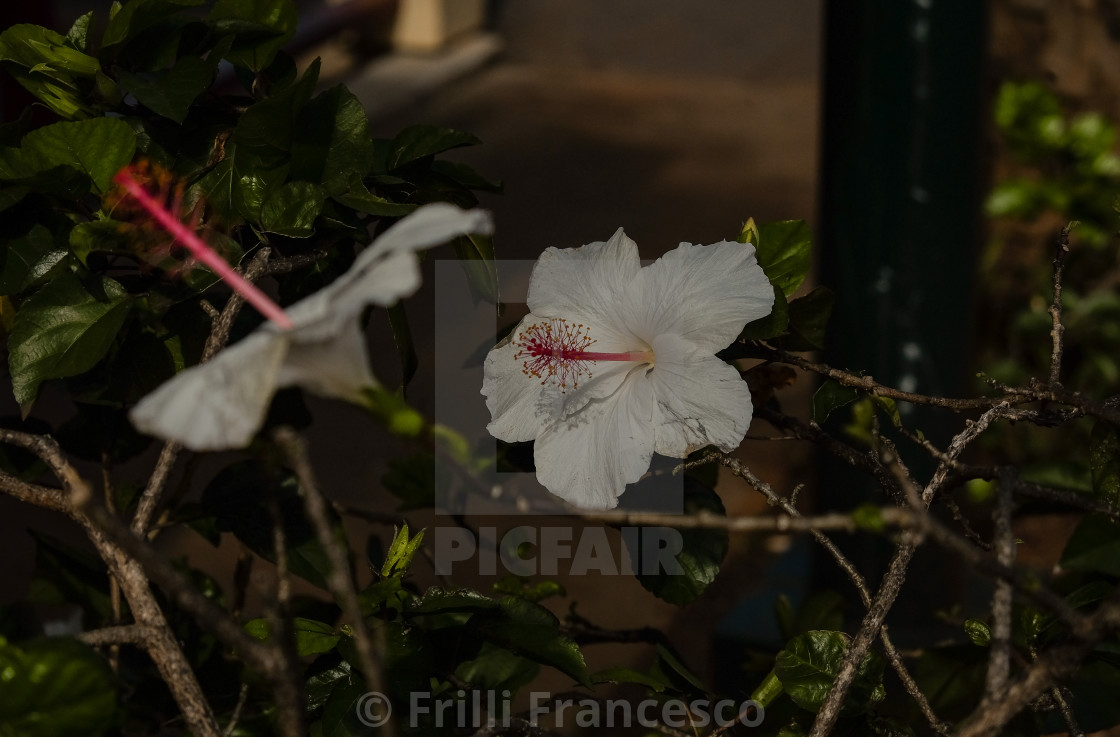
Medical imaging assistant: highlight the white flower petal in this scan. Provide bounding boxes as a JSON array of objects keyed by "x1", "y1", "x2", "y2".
[
  {"x1": 364, "y1": 202, "x2": 493, "y2": 258},
  {"x1": 283, "y1": 250, "x2": 420, "y2": 341},
  {"x1": 482, "y1": 332, "x2": 559, "y2": 443},
  {"x1": 633, "y1": 240, "x2": 774, "y2": 352},
  {"x1": 283, "y1": 203, "x2": 492, "y2": 338},
  {"x1": 129, "y1": 332, "x2": 288, "y2": 450},
  {"x1": 527, "y1": 228, "x2": 644, "y2": 345},
  {"x1": 277, "y1": 323, "x2": 376, "y2": 402},
  {"x1": 534, "y1": 376, "x2": 657, "y2": 509},
  {"x1": 648, "y1": 332, "x2": 753, "y2": 457}
]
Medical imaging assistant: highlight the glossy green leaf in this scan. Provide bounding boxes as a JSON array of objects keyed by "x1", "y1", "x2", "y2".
[
  {"x1": 68, "y1": 221, "x2": 130, "y2": 266},
  {"x1": 12, "y1": 118, "x2": 135, "y2": 193},
  {"x1": 260, "y1": 180, "x2": 326, "y2": 237},
  {"x1": 406, "y1": 587, "x2": 498, "y2": 616},
  {"x1": 964, "y1": 618, "x2": 991, "y2": 647},
  {"x1": 332, "y1": 175, "x2": 416, "y2": 217},
  {"x1": 0, "y1": 24, "x2": 100, "y2": 77},
  {"x1": 383, "y1": 125, "x2": 481, "y2": 171},
  {"x1": 306, "y1": 661, "x2": 353, "y2": 712},
  {"x1": 781, "y1": 286, "x2": 835, "y2": 351},
  {"x1": 740, "y1": 285, "x2": 788, "y2": 341},
  {"x1": 0, "y1": 637, "x2": 117, "y2": 736},
  {"x1": 244, "y1": 616, "x2": 339, "y2": 656},
  {"x1": 209, "y1": 0, "x2": 297, "y2": 71},
  {"x1": 468, "y1": 596, "x2": 590, "y2": 687},
  {"x1": 634, "y1": 481, "x2": 728, "y2": 606},
  {"x1": 320, "y1": 677, "x2": 374, "y2": 737},
  {"x1": 1091, "y1": 419, "x2": 1120, "y2": 506},
  {"x1": 8, "y1": 273, "x2": 132, "y2": 404},
  {"x1": 811, "y1": 379, "x2": 861, "y2": 425},
  {"x1": 747, "y1": 219, "x2": 813, "y2": 298},
  {"x1": 775, "y1": 630, "x2": 886, "y2": 714},
  {"x1": 101, "y1": 0, "x2": 204, "y2": 50},
  {"x1": 290, "y1": 85, "x2": 374, "y2": 196},
  {"x1": 115, "y1": 55, "x2": 217, "y2": 124},
  {"x1": 1061, "y1": 514, "x2": 1120, "y2": 576},
  {"x1": 455, "y1": 643, "x2": 539, "y2": 692},
  {"x1": 0, "y1": 225, "x2": 67, "y2": 295}
]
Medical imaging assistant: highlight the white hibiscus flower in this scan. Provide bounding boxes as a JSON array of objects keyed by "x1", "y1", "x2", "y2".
[
  {"x1": 131, "y1": 203, "x2": 493, "y2": 451},
  {"x1": 481, "y1": 228, "x2": 774, "y2": 509}
]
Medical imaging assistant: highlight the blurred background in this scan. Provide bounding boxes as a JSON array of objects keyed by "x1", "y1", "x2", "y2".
[{"x1": 5, "y1": 0, "x2": 1120, "y2": 699}]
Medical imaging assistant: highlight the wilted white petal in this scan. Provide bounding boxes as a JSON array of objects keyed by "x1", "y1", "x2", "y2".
[
  {"x1": 632, "y1": 240, "x2": 773, "y2": 351},
  {"x1": 364, "y1": 202, "x2": 493, "y2": 258},
  {"x1": 283, "y1": 250, "x2": 420, "y2": 341},
  {"x1": 277, "y1": 323, "x2": 376, "y2": 402},
  {"x1": 534, "y1": 377, "x2": 657, "y2": 509},
  {"x1": 648, "y1": 332, "x2": 753, "y2": 457},
  {"x1": 129, "y1": 332, "x2": 288, "y2": 450},
  {"x1": 527, "y1": 228, "x2": 642, "y2": 343}
]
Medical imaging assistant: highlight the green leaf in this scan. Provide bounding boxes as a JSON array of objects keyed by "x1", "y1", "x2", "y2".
[
  {"x1": 634, "y1": 481, "x2": 728, "y2": 606},
  {"x1": 0, "y1": 225, "x2": 68, "y2": 295},
  {"x1": 259, "y1": 180, "x2": 326, "y2": 237},
  {"x1": 12, "y1": 118, "x2": 136, "y2": 193},
  {"x1": 649, "y1": 642, "x2": 707, "y2": 694},
  {"x1": 381, "y1": 452, "x2": 443, "y2": 510},
  {"x1": 1061, "y1": 513, "x2": 1120, "y2": 576},
  {"x1": 200, "y1": 461, "x2": 340, "y2": 589},
  {"x1": 747, "y1": 219, "x2": 813, "y2": 298},
  {"x1": 115, "y1": 54, "x2": 217, "y2": 124},
  {"x1": 68, "y1": 221, "x2": 130, "y2": 266},
  {"x1": 8, "y1": 273, "x2": 132, "y2": 404},
  {"x1": 290, "y1": 85, "x2": 374, "y2": 196},
  {"x1": 455, "y1": 643, "x2": 539, "y2": 692},
  {"x1": 452, "y1": 233, "x2": 499, "y2": 304},
  {"x1": 964, "y1": 618, "x2": 991, "y2": 647},
  {"x1": 739, "y1": 285, "x2": 788, "y2": 341},
  {"x1": 0, "y1": 24, "x2": 100, "y2": 77},
  {"x1": 1091, "y1": 419, "x2": 1120, "y2": 506},
  {"x1": 811, "y1": 379, "x2": 861, "y2": 425},
  {"x1": 775, "y1": 630, "x2": 886, "y2": 714},
  {"x1": 591, "y1": 666, "x2": 669, "y2": 692},
  {"x1": 320, "y1": 676, "x2": 374, "y2": 737},
  {"x1": 0, "y1": 637, "x2": 117, "y2": 736},
  {"x1": 209, "y1": 0, "x2": 297, "y2": 71},
  {"x1": 381, "y1": 524, "x2": 424, "y2": 577},
  {"x1": 244, "y1": 617, "x2": 339, "y2": 656},
  {"x1": 492, "y1": 577, "x2": 565, "y2": 604},
  {"x1": 66, "y1": 13, "x2": 93, "y2": 50},
  {"x1": 431, "y1": 159, "x2": 503, "y2": 193},
  {"x1": 406, "y1": 587, "x2": 498, "y2": 616},
  {"x1": 468, "y1": 596, "x2": 590, "y2": 687},
  {"x1": 781, "y1": 286, "x2": 835, "y2": 351},
  {"x1": 25, "y1": 531, "x2": 112, "y2": 622},
  {"x1": 383, "y1": 125, "x2": 481, "y2": 171},
  {"x1": 101, "y1": 0, "x2": 205, "y2": 51},
  {"x1": 332, "y1": 175, "x2": 417, "y2": 217}
]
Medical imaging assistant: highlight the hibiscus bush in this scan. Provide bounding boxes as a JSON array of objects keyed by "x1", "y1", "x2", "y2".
[{"x1": 2, "y1": 3, "x2": 1120, "y2": 737}]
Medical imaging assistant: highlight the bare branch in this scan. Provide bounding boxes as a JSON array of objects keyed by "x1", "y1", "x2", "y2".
[
  {"x1": 273, "y1": 427, "x2": 393, "y2": 736},
  {"x1": 1047, "y1": 224, "x2": 1072, "y2": 388}
]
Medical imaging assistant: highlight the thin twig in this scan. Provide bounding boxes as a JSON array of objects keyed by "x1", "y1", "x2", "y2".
[
  {"x1": 983, "y1": 473, "x2": 1014, "y2": 704},
  {"x1": 273, "y1": 427, "x2": 393, "y2": 736},
  {"x1": 1047, "y1": 224, "x2": 1072, "y2": 388}
]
